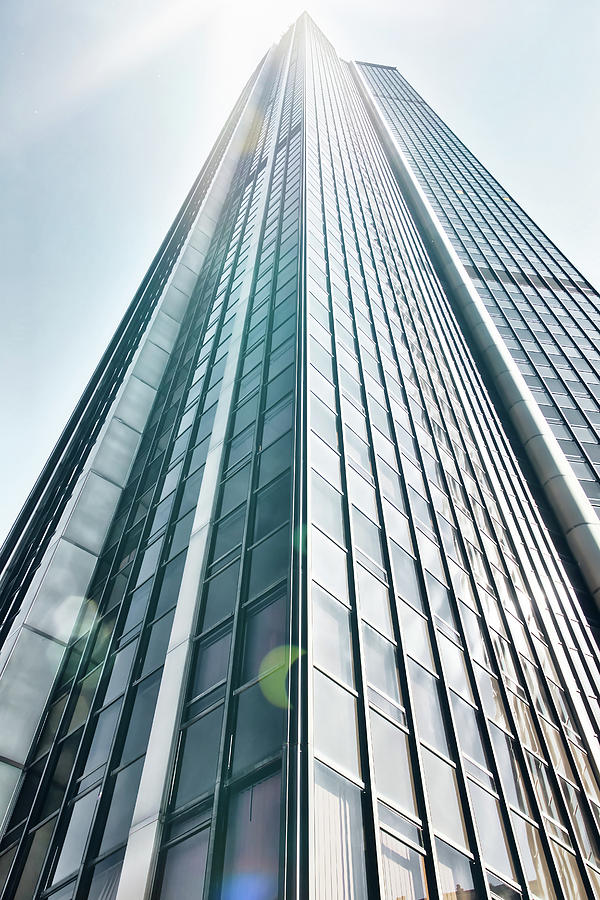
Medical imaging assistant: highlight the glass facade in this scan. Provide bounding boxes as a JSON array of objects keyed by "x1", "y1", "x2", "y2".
[{"x1": 1, "y1": 12, "x2": 600, "y2": 900}]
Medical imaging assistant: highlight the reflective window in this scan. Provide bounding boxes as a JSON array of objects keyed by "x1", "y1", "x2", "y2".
[
  {"x1": 422, "y1": 749, "x2": 468, "y2": 848},
  {"x1": 220, "y1": 773, "x2": 281, "y2": 900},
  {"x1": 241, "y1": 592, "x2": 287, "y2": 685},
  {"x1": 232, "y1": 681, "x2": 285, "y2": 774},
  {"x1": 409, "y1": 660, "x2": 448, "y2": 756},
  {"x1": 159, "y1": 828, "x2": 209, "y2": 900},
  {"x1": 469, "y1": 780, "x2": 516, "y2": 880},
  {"x1": 511, "y1": 813, "x2": 556, "y2": 900},
  {"x1": 370, "y1": 711, "x2": 416, "y2": 816},
  {"x1": 313, "y1": 584, "x2": 354, "y2": 687},
  {"x1": 436, "y1": 839, "x2": 475, "y2": 900},
  {"x1": 98, "y1": 758, "x2": 144, "y2": 855},
  {"x1": 314, "y1": 670, "x2": 360, "y2": 778},
  {"x1": 175, "y1": 707, "x2": 223, "y2": 808},
  {"x1": 380, "y1": 830, "x2": 428, "y2": 900},
  {"x1": 314, "y1": 762, "x2": 368, "y2": 900},
  {"x1": 50, "y1": 791, "x2": 97, "y2": 885}
]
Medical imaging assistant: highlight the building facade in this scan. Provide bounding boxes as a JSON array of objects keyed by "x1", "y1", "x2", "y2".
[{"x1": 0, "y1": 13, "x2": 600, "y2": 900}]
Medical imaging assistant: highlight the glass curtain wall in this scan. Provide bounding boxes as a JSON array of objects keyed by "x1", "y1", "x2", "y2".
[
  {"x1": 305, "y1": 17, "x2": 600, "y2": 900},
  {"x1": 356, "y1": 62, "x2": 600, "y2": 519}
]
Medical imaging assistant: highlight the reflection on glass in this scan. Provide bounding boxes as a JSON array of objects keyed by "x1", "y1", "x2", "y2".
[
  {"x1": 88, "y1": 849, "x2": 124, "y2": 900},
  {"x1": 313, "y1": 584, "x2": 354, "y2": 687},
  {"x1": 436, "y1": 839, "x2": 474, "y2": 900},
  {"x1": 468, "y1": 780, "x2": 515, "y2": 880},
  {"x1": 409, "y1": 661, "x2": 448, "y2": 756},
  {"x1": 422, "y1": 749, "x2": 468, "y2": 848},
  {"x1": 370, "y1": 712, "x2": 416, "y2": 816},
  {"x1": 489, "y1": 725, "x2": 531, "y2": 816},
  {"x1": 159, "y1": 828, "x2": 209, "y2": 899},
  {"x1": 51, "y1": 791, "x2": 97, "y2": 885},
  {"x1": 511, "y1": 813, "x2": 556, "y2": 900},
  {"x1": 232, "y1": 681, "x2": 285, "y2": 775},
  {"x1": 220, "y1": 773, "x2": 280, "y2": 900},
  {"x1": 314, "y1": 762, "x2": 368, "y2": 900},
  {"x1": 357, "y1": 566, "x2": 393, "y2": 637},
  {"x1": 314, "y1": 670, "x2": 360, "y2": 778},
  {"x1": 175, "y1": 707, "x2": 223, "y2": 808},
  {"x1": 380, "y1": 829, "x2": 428, "y2": 900},
  {"x1": 363, "y1": 625, "x2": 402, "y2": 707}
]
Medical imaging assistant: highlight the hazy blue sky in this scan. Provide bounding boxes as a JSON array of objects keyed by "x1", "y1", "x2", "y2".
[{"x1": 1, "y1": 0, "x2": 598, "y2": 543}]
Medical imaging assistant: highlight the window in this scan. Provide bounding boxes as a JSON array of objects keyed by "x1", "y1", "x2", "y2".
[
  {"x1": 380, "y1": 829, "x2": 428, "y2": 900},
  {"x1": 220, "y1": 774, "x2": 281, "y2": 900},
  {"x1": 248, "y1": 526, "x2": 289, "y2": 599},
  {"x1": 469, "y1": 780, "x2": 515, "y2": 880},
  {"x1": 313, "y1": 671, "x2": 360, "y2": 778},
  {"x1": 98, "y1": 758, "x2": 144, "y2": 854},
  {"x1": 436, "y1": 839, "x2": 475, "y2": 900},
  {"x1": 175, "y1": 707, "x2": 223, "y2": 808},
  {"x1": 232, "y1": 681, "x2": 285, "y2": 774},
  {"x1": 357, "y1": 566, "x2": 393, "y2": 637},
  {"x1": 50, "y1": 791, "x2": 97, "y2": 885},
  {"x1": 370, "y1": 712, "x2": 416, "y2": 816},
  {"x1": 422, "y1": 749, "x2": 468, "y2": 848},
  {"x1": 313, "y1": 584, "x2": 354, "y2": 687},
  {"x1": 253, "y1": 471, "x2": 291, "y2": 541},
  {"x1": 201, "y1": 560, "x2": 240, "y2": 631},
  {"x1": 313, "y1": 763, "x2": 368, "y2": 900},
  {"x1": 159, "y1": 828, "x2": 209, "y2": 900},
  {"x1": 408, "y1": 661, "x2": 448, "y2": 756}
]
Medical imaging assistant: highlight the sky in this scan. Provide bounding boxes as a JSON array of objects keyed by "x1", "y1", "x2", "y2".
[{"x1": 0, "y1": 0, "x2": 598, "y2": 544}]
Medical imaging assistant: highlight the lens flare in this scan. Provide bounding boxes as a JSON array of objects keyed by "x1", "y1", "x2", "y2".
[{"x1": 258, "y1": 644, "x2": 302, "y2": 708}]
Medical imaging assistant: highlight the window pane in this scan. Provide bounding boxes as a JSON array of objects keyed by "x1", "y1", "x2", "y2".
[
  {"x1": 159, "y1": 828, "x2": 209, "y2": 900},
  {"x1": 390, "y1": 543, "x2": 422, "y2": 608},
  {"x1": 370, "y1": 712, "x2": 416, "y2": 816},
  {"x1": 120, "y1": 672, "x2": 161, "y2": 765},
  {"x1": 202, "y1": 560, "x2": 240, "y2": 631},
  {"x1": 422, "y1": 749, "x2": 468, "y2": 848},
  {"x1": 175, "y1": 706, "x2": 223, "y2": 807},
  {"x1": 51, "y1": 791, "x2": 97, "y2": 884},
  {"x1": 380, "y1": 830, "x2": 428, "y2": 900},
  {"x1": 13, "y1": 818, "x2": 56, "y2": 897},
  {"x1": 313, "y1": 671, "x2": 360, "y2": 778},
  {"x1": 241, "y1": 592, "x2": 287, "y2": 685},
  {"x1": 220, "y1": 773, "x2": 281, "y2": 900},
  {"x1": 314, "y1": 762, "x2": 368, "y2": 900},
  {"x1": 311, "y1": 527, "x2": 348, "y2": 602},
  {"x1": 313, "y1": 584, "x2": 354, "y2": 687},
  {"x1": 312, "y1": 471, "x2": 345, "y2": 545},
  {"x1": 88, "y1": 849, "x2": 124, "y2": 900},
  {"x1": 232, "y1": 681, "x2": 285, "y2": 775},
  {"x1": 469, "y1": 780, "x2": 516, "y2": 880},
  {"x1": 254, "y1": 471, "x2": 291, "y2": 541},
  {"x1": 408, "y1": 661, "x2": 448, "y2": 756},
  {"x1": 82, "y1": 701, "x2": 121, "y2": 778},
  {"x1": 489, "y1": 724, "x2": 531, "y2": 816},
  {"x1": 363, "y1": 625, "x2": 402, "y2": 710},
  {"x1": 191, "y1": 631, "x2": 232, "y2": 699},
  {"x1": 248, "y1": 527, "x2": 289, "y2": 599},
  {"x1": 99, "y1": 758, "x2": 144, "y2": 854},
  {"x1": 436, "y1": 839, "x2": 475, "y2": 900},
  {"x1": 511, "y1": 813, "x2": 556, "y2": 900},
  {"x1": 357, "y1": 566, "x2": 393, "y2": 637},
  {"x1": 141, "y1": 610, "x2": 174, "y2": 677}
]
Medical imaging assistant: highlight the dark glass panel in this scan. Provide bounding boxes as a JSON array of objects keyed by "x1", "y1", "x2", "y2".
[
  {"x1": 175, "y1": 706, "x2": 224, "y2": 808},
  {"x1": 219, "y1": 773, "x2": 281, "y2": 900}
]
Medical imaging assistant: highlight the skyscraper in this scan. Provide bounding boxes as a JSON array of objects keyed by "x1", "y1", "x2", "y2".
[{"x1": 1, "y1": 12, "x2": 600, "y2": 900}]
